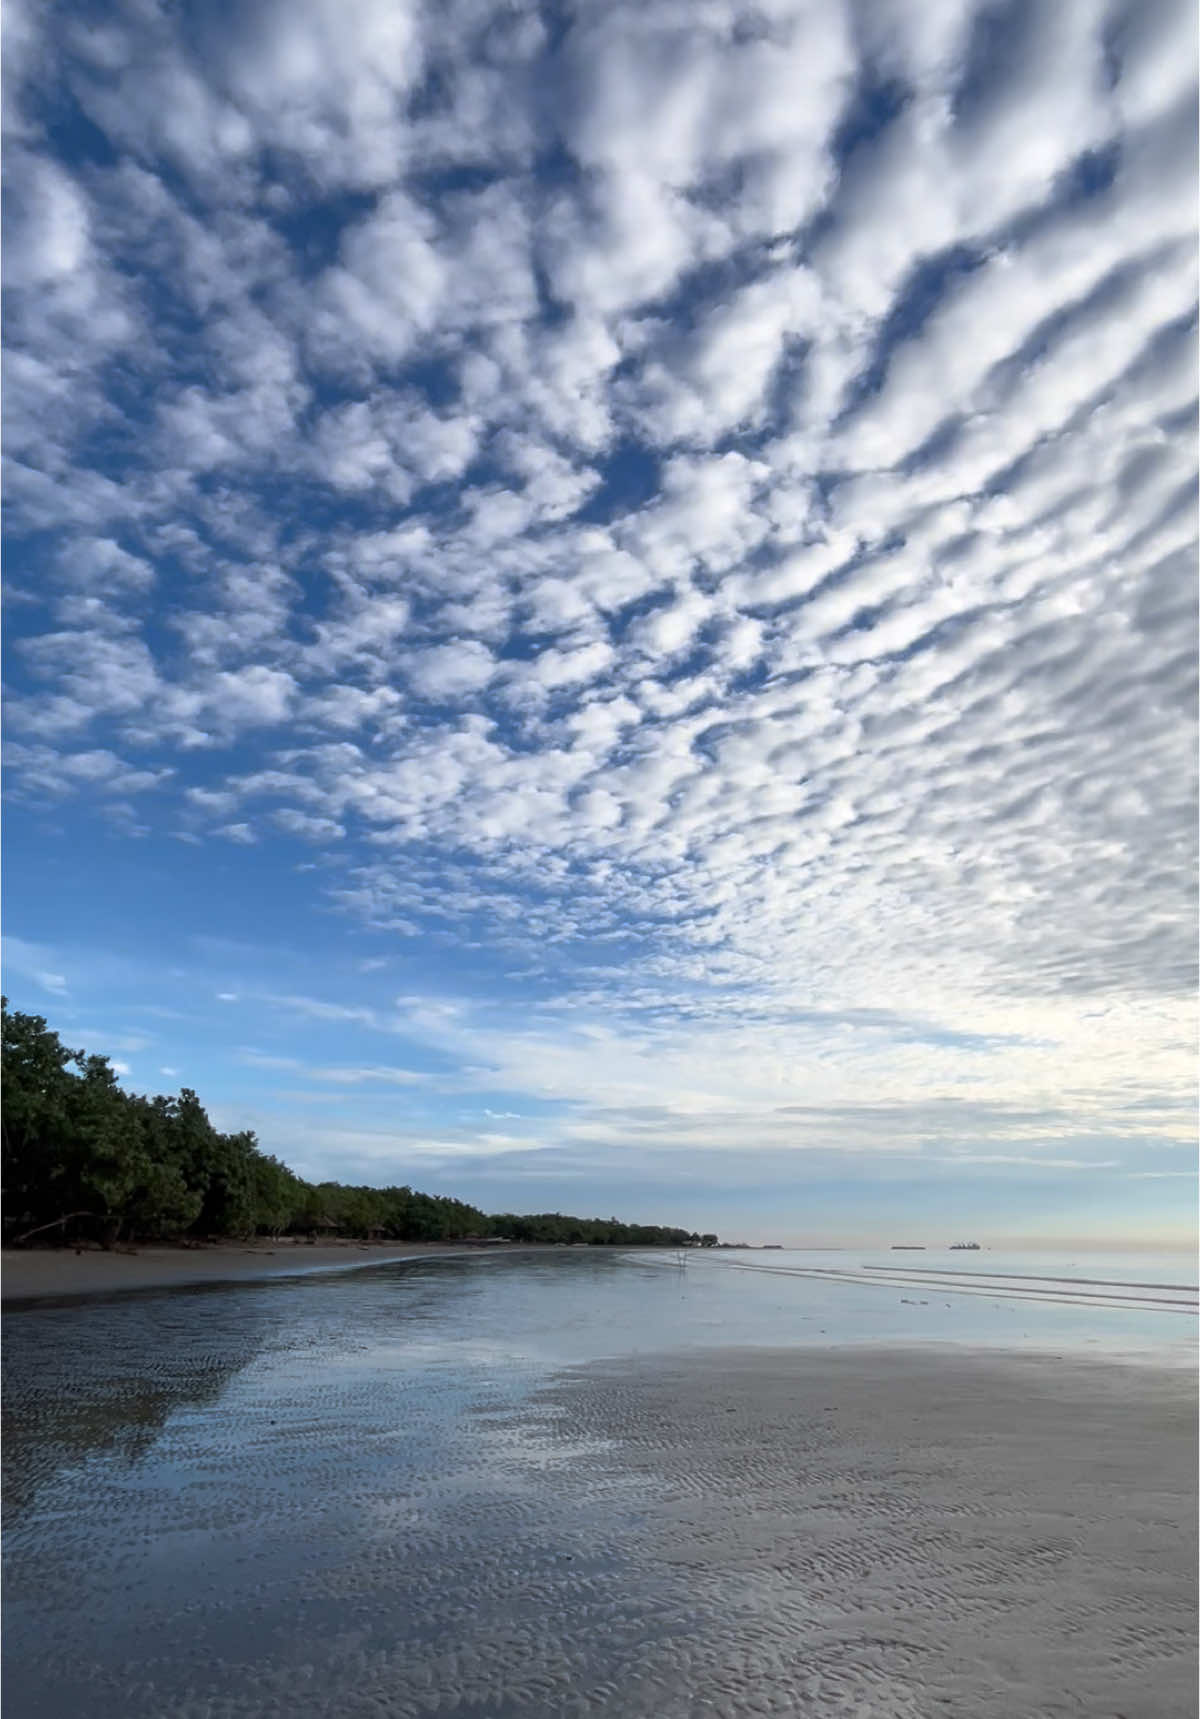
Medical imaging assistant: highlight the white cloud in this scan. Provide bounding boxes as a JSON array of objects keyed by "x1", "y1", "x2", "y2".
[
  {"x1": 217, "y1": 0, "x2": 424, "y2": 187},
  {"x1": 402, "y1": 639, "x2": 494, "y2": 702},
  {"x1": 3, "y1": 0, "x2": 1195, "y2": 1202},
  {"x1": 58, "y1": 536, "x2": 156, "y2": 593},
  {"x1": 2, "y1": 937, "x2": 71, "y2": 997},
  {"x1": 5, "y1": 154, "x2": 92, "y2": 287},
  {"x1": 625, "y1": 267, "x2": 822, "y2": 445},
  {"x1": 273, "y1": 808, "x2": 345, "y2": 841},
  {"x1": 549, "y1": 0, "x2": 853, "y2": 315},
  {"x1": 307, "y1": 1064, "x2": 427, "y2": 1085}
]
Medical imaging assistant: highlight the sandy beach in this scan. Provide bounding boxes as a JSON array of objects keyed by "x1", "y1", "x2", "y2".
[
  {"x1": 516, "y1": 1346, "x2": 1199, "y2": 1718},
  {"x1": 4, "y1": 1245, "x2": 1196, "y2": 1718},
  {"x1": 0, "y1": 1237, "x2": 505, "y2": 1301}
]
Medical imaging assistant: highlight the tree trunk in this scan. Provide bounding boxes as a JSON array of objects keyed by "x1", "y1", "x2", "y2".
[{"x1": 11, "y1": 1211, "x2": 101, "y2": 1246}]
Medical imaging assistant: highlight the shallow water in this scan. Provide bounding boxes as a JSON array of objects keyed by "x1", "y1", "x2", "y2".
[
  {"x1": 629, "y1": 1245, "x2": 1200, "y2": 1363},
  {"x1": 4, "y1": 1248, "x2": 1196, "y2": 1717}
]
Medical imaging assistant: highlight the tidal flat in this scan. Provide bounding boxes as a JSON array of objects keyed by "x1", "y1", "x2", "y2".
[{"x1": 3, "y1": 1250, "x2": 1196, "y2": 1718}]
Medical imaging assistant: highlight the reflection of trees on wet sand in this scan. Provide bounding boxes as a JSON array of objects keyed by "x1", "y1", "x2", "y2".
[
  {"x1": 2, "y1": 1288, "x2": 268, "y2": 1512},
  {"x1": 1, "y1": 1252, "x2": 506, "y2": 1515}
]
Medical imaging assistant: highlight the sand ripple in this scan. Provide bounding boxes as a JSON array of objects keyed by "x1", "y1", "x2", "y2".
[{"x1": 3, "y1": 1273, "x2": 1195, "y2": 1718}]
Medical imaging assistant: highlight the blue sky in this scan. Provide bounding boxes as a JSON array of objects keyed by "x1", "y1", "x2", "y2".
[{"x1": 3, "y1": 0, "x2": 1197, "y2": 1245}]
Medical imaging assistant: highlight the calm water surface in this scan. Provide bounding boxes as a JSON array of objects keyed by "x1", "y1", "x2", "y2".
[{"x1": 4, "y1": 1247, "x2": 1196, "y2": 1717}]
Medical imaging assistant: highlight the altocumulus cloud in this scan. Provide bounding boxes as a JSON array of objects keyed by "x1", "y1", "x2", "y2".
[{"x1": 2, "y1": 0, "x2": 1196, "y2": 1226}]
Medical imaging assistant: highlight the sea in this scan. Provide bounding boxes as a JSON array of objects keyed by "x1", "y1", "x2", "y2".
[{"x1": 3, "y1": 1245, "x2": 1196, "y2": 1718}]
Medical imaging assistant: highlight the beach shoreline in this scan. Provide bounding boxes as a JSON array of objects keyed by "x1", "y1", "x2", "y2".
[{"x1": 0, "y1": 1237, "x2": 535, "y2": 1302}]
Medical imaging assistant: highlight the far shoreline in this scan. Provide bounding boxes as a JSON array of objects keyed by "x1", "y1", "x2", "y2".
[{"x1": 0, "y1": 1237, "x2": 561, "y2": 1303}]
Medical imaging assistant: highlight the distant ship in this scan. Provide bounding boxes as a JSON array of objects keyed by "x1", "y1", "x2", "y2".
[
  {"x1": 950, "y1": 1242, "x2": 980, "y2": 1250},
  {"x1": 891, "y1": 1245, "x2": 926, "y2": 1250}
]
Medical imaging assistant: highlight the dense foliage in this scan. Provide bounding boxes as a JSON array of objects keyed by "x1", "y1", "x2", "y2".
[
  {"x1": 1, "y1": 1003, "x2": 714, "y2": 1249},
  {"x1": 490, "y1": 1212, "x2": 717, "y2": 1247}
]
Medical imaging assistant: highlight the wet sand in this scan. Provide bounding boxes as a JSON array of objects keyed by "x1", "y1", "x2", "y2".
[
  {"x1": 4, "y1": 1256, "x2": 1196, "y2": 1716},
  {"x1": 0, "y1": 1238, "x2": 507, "y2": 1301},
  {"x1": 520, "y1": 1347, "x2": 1198, "y2": 1718}
]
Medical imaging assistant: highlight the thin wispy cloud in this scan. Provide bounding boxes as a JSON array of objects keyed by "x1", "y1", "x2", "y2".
[{"x1": 3, "y1": 0, "x2": 1195, "y2": 1237}]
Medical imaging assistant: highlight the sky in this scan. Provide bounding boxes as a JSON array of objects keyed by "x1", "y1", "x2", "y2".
[{"x1": 3, "y1": 0, "x2": 1197, "y2": 1247}]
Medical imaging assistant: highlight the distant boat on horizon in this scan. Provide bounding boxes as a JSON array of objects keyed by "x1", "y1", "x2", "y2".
[
  {"x1": 891, "y1": 1245, "x2": 926, "y2": 1250},
  {"x1": 950, "y1": 1242, "x2": 981, "y2": 1251}
]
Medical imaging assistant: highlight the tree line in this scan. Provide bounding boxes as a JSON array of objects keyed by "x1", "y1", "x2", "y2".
[{"x1": 1, "y1": 1003, "x2": 716, "y2": 1250}]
